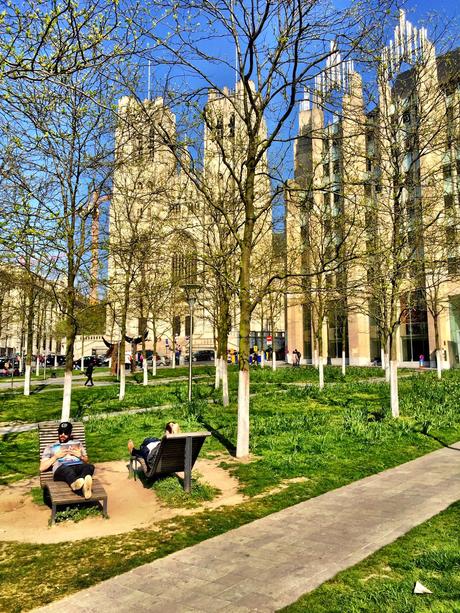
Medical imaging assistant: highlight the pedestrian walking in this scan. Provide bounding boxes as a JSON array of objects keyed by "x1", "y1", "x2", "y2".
[{"x1": 84, "y1": 359, "x2": 95, "y2": 386}]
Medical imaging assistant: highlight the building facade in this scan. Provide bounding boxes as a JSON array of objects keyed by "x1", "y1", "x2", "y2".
[
  {"x1": 286, "y1": 11, "x2": 460, "y2": 368},
  {"x1": 107, "y1": 83, "x2": 284, "y2": 361}
]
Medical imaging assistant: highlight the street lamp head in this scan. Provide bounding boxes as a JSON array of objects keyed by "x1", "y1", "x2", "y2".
[{"x1": 180, "y1": 283, "x2": 202, "y2": 307}]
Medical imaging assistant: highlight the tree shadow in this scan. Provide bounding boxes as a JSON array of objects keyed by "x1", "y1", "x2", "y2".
[
  {"x1": 418, "y1": 430, "x2": 460, "y2": 451},
  {"x1": 197, "y1": 416, "x2": 236, "y2": 457},
  {"x1": 30, "y1": 384, "x2": 47, "y2": 394}
]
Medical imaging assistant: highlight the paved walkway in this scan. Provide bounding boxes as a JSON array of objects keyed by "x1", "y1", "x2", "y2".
[{"x1": 33, "y1": 442, "x2": 460, "y2": 612}]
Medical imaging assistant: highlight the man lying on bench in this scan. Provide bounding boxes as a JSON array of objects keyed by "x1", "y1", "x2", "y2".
[{"x1": 40, "y1": 421, "x2": 95, "y2": 499}]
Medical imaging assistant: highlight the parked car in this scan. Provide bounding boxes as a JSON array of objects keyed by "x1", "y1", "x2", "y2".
[
  {"x1": 45, "y1": 355, "x2": 66, "y2": 366},
  {"x1": 185, "y1": 349, "x2": 215, "y2": 363},
  {"x1": 146, "y1": 354, "x2": 170, "y2": 367}
]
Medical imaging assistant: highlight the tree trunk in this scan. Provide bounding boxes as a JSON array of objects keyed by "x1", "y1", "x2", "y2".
[
  {"x1": 80, "y1": 335, "x2": 84, "y2": 371},
  {"x1": 318, "y1": 356, "x2": 324, "y2": 389},
  {"x1": 171, "y1": 332, "x2": 176, "y2": 370},
  {"x1": 436, "y1": 349, "x2": 442, "y2": 380},
  {"x1": 221, "y1": 358, "x2": 229, "y2": 407},
  {"x1": 341, "y1": 350, "x2": 346, "y2": 376},
  {"x1": 118, "y1": 285, "x2": 129, "y2": 401},
  {"x1": 119, "y1": 364, "x2": 126, "y2": 399},
  {"x1": 384, "y1": 336, "x2": 390, "y2": 383},
  {"x1": 215, "y1": 356, "x2": 221, "y2": 389},
  {"x1": 389, "y1": 335, "x2": 399, "y2": 418},
  {"x1": 23, "y1": 290, "x2": 34, "y2": 397},
  {"x1": 317, "y1": 322, "x2": 324, "y2": 390},
  {"x1": 433, "y1": 315, "x2": 442, "y2": 380},
  {"x1": 142, "y1": 336, "x2": 148, "y2": 386},
  {"x1": 237, "y1": 368, "x2": 250, "y2": 456},
  {"x1": 236, "y1": 184, "x2": 254, "y2": 458},
  {"x1": 62, "y1": 283, "x2": 77, "y2": 420}
]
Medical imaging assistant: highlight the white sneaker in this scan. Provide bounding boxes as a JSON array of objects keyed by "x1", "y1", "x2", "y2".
[
  {"x1": 83, "y1": 474, "x2": 93, "y2": 499},
  {"x1": 70, "y1": 478, "x2": 84, "y2": 491}
]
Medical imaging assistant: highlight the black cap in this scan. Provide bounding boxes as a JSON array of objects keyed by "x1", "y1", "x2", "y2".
[{"x1": 58, "y1": 421, "x2": 72, "y2": 436}]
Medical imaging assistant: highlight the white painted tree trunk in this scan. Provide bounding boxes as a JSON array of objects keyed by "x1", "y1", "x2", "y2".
[
  {"x1": 36, "y1": 358, "x2": 40, "y2": 377},
  {"x1": 384, "y1": 353, "x2": 390, "y2": 382},
  {"x1": 152, "y1": 356, "x2": 157, "y2": 376},
  {"x1": 54, "y1": 354, "x2": 58, "y2": 368},
  {"x1": 380, "y1": 347, "x2": 385, "y2": 370},
  {"x1": 119, "y1": 364, "x2": 126, "y2": 400},
  {"x1": 314, "y1": 349, "x2": 318, "y2": 369},
  {"x1": 80, "y1": 335, "x2": 84, "y2": 371},
  {"x1": 61, "y1": 370, "x2": 72, "y2": 420},
  {"x1": 272, "y1": 350, "x2": 277, "y2": 371},
  {"x1": 341, "y1": 350, "x2": 346, "y2": 376},
  {"x1": 390, "y1": 360, "x2": 399, "y2": 418},
  {"x1": 318, "y1": 357, "x2": 324, "y2": 390},
  {"x1": 24, "y1": 364, "x2": 31, "y2": 396},
  {"x1": 143, "y1": 360, "x2": 148, "y2": 385},
  {"x1": 222, "y1": 358, "x2": 229, "y2": 407},
  {"x1": 215, "y1": 357, "x2": 221, "y2": 389},
  {"x1": 236, "y1": 369, "x2": 250, "y2": 457},
  {"x1": 436, "y1": 349, "x2": 442, "y2": 380},
  {"x1": 260, "y1": 350, "x2": 265, "y2": 368}
]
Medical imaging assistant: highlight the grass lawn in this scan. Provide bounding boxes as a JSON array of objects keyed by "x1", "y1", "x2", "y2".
[
  {"x1": 281, "y1": 501, "x2": 460, "y2": 613},
  {"x1": 1, "y1": 367, "x2": 459, "y2": 610},
  {"x1": 0, "y1": 367, "x2": 218, "y2": 424}
]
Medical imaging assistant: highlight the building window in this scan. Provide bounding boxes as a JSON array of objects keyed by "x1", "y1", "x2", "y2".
[
  {"x1": 148, "y1": 126, "x2": 155, "y2": 159},
  {"x1": 448, "y1": 257, "x2": 460, "y2": 275},
  {"x1": 173, "y1": 316, "x2": 181, "y2": 336},
  {"x1": 172, "y1": 253, "x2": 197, "y2": 284},
  {"x1": 228, "y1": 113, "x2": 235, "y2": 138},
  {"x1": 185, "y1": 315, "x2": 194, "y2": 337},
  {"x1": 215, "y1": 114, "x2": 224, "y2": 141}
]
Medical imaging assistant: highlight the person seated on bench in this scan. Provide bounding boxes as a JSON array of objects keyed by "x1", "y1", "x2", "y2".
[
  {"x1": 127, "y1": 421, "x2": 180, "y2": 468},
  {"x1": 40, "y1": 421, "x2": 95, "y2": 499}
]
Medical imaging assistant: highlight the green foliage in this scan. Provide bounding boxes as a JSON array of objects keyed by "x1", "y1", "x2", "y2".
[
  {"x1": 29, "y1": 487, "x2": 45, "y2": 506},
  {"x1": 151, "y1": 472, "x2": 220, "y2": 508},
  {"x1": 51, "y1": 503, "x2": 104, "y2": 525}
]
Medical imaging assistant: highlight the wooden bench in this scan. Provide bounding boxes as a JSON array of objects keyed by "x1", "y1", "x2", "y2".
[
  {"x1": 39, "y1": 421, "x2": 108, "y2": 524},
  {"x1": 129, "y1": 431, "x2": 211, "y2": 492}
]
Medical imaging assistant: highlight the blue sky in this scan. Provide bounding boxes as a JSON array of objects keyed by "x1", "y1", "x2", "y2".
[{"x1": 407, "y1": 0, "x2": 458, "y2": 20}]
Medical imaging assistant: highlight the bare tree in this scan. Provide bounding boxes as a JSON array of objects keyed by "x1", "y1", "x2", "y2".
[{"x1": 139, "y1": 0, "x2": 387, "y2": 456}]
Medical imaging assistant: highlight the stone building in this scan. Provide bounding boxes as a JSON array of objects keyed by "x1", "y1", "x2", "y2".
[
  {"x1": 107, "y1": 82, "x2": 284, "y2": 361},
  {"x1": 286, "y1": 11, "x2": 460, "y2": 368}
]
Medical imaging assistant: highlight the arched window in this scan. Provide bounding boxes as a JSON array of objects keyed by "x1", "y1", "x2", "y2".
[{"x1": 171, "y1": 234, "x2": 197, "y2": 284}]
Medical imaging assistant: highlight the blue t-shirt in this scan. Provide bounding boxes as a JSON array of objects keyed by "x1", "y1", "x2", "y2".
[{"x1": 42, "y1": 440, "x2": 86, "y2": 473}]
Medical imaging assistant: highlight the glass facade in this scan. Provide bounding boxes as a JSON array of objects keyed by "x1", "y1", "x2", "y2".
[{"x1": 400, "y1": 293, "x2": 429, "y2": 361}]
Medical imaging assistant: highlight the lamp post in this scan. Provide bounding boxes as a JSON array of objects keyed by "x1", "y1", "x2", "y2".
[{"x1": 181, "y1": 283, "x2": 201, "y2": 402}]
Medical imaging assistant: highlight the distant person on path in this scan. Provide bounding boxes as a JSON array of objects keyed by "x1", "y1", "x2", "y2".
[
  {"x1": 84, "y1": 359, "x2": 95, "y2": 386},
  {"x1": 293, "y1": 349, "x2": 301, "y2": 367},
  {"x1": 419, "y1": 354, "x2": 425, "y2": 368},
  {"x1": 40, "y1": 422, "x2": 95, "y2": 499},
  {"x1": 127, "y1": 422, "x2": 180, "y2": 468}
]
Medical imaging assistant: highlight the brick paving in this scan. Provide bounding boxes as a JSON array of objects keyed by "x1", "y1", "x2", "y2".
[{"x1": 32, "y1": 441, "x2": 460, "y2": 612}]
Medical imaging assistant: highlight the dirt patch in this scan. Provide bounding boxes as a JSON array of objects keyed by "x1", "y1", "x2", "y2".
[{"x1": 0, "y1": 458, "x2": 245, "y2": 544}]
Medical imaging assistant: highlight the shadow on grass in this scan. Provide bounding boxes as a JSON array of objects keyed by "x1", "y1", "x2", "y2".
[
  {"x1": 419, "y1": 430, "x2": 460, "y2": 451},
  {"x1": 30, "y1": 384, "x2": 48, "y2": 395},
  {"x1": 198, "y1": 416, "x2": 236, "y2": 457}
]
